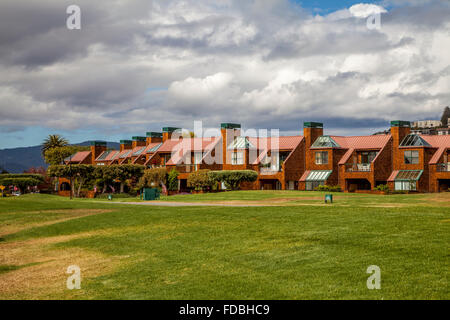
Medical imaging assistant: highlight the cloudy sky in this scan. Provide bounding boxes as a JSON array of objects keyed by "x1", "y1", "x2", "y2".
[{"x1": 0, "y1": 0, "x2": 449, "y2": 148}]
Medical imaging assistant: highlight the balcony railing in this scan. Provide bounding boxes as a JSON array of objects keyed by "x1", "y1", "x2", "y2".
[
  {"x1": 176, "y1": 164, "x2": 198, "y2": 173},
  {"x1": 259, "y1": 166, "x2": 282, "y2": 175},
  {"x1": 345, "y1": 163, "x2": 371, "y2": 172},
  {"x1": 436, "y1": 163, "x2": 450, "y2": 172}
]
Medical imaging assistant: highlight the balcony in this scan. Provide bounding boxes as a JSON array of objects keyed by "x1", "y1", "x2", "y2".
[
  {"x1": 436, "y1": 163, "x2": 450, "y2": 172},
  {"x1": 176, "y1": 164, "x2": 198, "y2": 173},
  {"x1": 345, "y1": 163, "x2": 371, "y2": 172},
  {"x1": 259, "y1": 166, "x2": 282, "y2": 175}
]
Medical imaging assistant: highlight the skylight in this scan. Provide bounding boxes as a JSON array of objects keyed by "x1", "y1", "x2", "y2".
[
  {"x1": 311, "y1": 136, "x2": 340, "y2": 148},
  {"x1": 399, "y1": 134, "x2": 431, "y2": 147}
]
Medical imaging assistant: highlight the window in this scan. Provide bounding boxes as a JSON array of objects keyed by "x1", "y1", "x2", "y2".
[
  {"x1": 361, "y1": 151, "x2": 378, "y2": 163},
  {"x1": 163, "y1": 154, "x2": 171, "y2": 165},
  {"x1": 395, "y1": 181, "x2": 417, "y2": 191},
  {"x1": 315, "y1": 151, "x2": 328, "y2": 165},
  {"x1": 404, "y1": 150, "x2": 419, "y2": 164},
  {"x1": 232, "y1": 151, "x2": 244, "y2": 165},
  {"x1": 194, "y1": 152, "x2": 203, "y2": 165},
  {"x1": 306, "y1": 181, "x2": 324, "y2": 191}
]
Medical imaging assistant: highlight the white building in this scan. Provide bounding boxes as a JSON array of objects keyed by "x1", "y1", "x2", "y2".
[{"x1": 412, "y1": 120, "x2": 442, "y2": 128}]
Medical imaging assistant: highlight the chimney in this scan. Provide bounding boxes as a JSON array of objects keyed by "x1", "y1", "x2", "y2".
[
  {"x1": 120, "y1": 140, "x2": 132, "y2": 152},
  {"x1": 90, "y1": 141, "x2": 107, "y2": 164},
  {"x1": 221, "y1": 123, "x2": 241, "y2": 165},
  {"x1": 391, "y1": 121, "x2": 411, "y2": 146},
  {"x1": 162, "y1": 127, "x2": 181, "y2": 142},
  {"x1": 303, "y1": 122, "x2": 324, "y2": 149},
  {"x1": 391, "y1": 120, "x2": 411, "y2": 168},
  {"x1": 132, "y1": 136, "x2": 146, "y2": 149},
  {"x1": 146, "y1": 132, "x2": 163, "y2": 145}
]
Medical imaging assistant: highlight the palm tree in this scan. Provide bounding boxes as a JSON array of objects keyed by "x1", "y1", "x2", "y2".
[{"x1": 41, "y1": 134, "x2": 69, "y2": 156}]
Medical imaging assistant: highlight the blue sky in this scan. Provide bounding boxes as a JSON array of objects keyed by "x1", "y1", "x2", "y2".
[
  {"x1": 294, "y1": 0, "x2": 380, "y2": 13},
  {"x1": 0, "y1": 0, "x2": 448, "y2": 149}
]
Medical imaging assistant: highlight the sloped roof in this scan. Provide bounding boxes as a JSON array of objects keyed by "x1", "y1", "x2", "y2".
[
  {"x1": 421, "y1": 135, "x2": 450, "y2": 164},
  {"x1": 249, "y1": 136, "x2": 304, "y2": 164},
  {"x1": 65, "y1": 151, "x2": 91, "y2": 164},
  {"x1": 160, "y1": 137, "x2": 220, "y2": 165},
  {"x1": 95, "y1": 150, "x2": 120, "y2": 162},
  {"x1": 332, "y1": 135, "x2": 392, "y2": 165},
  {"x1": 157, "y1": 137, "x2": 219, "y2": 153},
  {"x1": 249, "y1": 136, "x2": 303, "y2": 150}
]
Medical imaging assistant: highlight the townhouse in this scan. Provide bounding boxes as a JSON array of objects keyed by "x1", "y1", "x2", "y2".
[{"x1": 62, "y1": 120, "x2": 450, "y2": 194}]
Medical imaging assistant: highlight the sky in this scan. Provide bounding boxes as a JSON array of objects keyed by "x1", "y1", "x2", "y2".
[{"x1": 0, "y1": 0, "x2": 449, "y2": 148}]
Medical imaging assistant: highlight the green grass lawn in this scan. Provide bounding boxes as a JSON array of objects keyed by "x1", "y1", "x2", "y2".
[{"x1": 0, "y1": 192, "x2": 449, "y2": 299}]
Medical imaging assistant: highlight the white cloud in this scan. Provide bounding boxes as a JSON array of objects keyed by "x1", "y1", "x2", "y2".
[
  {"x1": 0, "y1": 0, "x2": 449, "y2": 141},
  {"x1": 349, "y1": 3, "x2": 387, "y2": 18}
]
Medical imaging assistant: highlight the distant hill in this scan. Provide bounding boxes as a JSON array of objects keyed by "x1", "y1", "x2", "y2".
[{"x1": 0, "y1": 141, "x2": 120, "y2": 173}]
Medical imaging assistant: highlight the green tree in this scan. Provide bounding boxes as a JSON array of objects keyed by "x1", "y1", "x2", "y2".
[
  {"x1": 116, "y1": 164, "x2": 145, "y2": 193},
  {"x1": 48, "y1": 164, "x2": 95, "y2": 197},
  {"x1": 44, "y1": 145, "x2": 89, "y2": 165},
  {"x1": 138, "y1": 168, "x2": 167, "y2": 190},
  {"x1": 167, "y1": 169, "x2": 179, "y2": 191},
  {"x1": 441, "y1": 106, "x2": 450, "y2": 127},
  {"x1": 187, "y1": 169, "x2": 214, "y2": 191},
  {"x1": 41, "y1": 134, "x2": 69, "y2": 157},
  {"x1": 209, "y1": 170, "x2": 258, "y2": 190},
  {"x1": 0, "y1": 174, "x2": 44, "y2": 193}
]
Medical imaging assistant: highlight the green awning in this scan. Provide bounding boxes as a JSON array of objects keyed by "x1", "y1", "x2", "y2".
[
  {"x1": 394, "y1": 170, "x2": 423, "y2": 181},
  {"x1": 306, "y1": 170, "x2": 332, "y2": 182}
]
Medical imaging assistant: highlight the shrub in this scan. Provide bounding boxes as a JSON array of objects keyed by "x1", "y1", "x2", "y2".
[
  {"x1": 187, "y1": 169, "x2": 214, "y2": 191},
  {"x1": 374, "y1": 184, "x2": 389, "y2": 192},
  {"x1": 167, "y1": 169, "x2": 179, "y2": 191},
  {"x1": 314, "y1": 185, "x2": 342, "y2": 192},
  {"x1": 209, "y1": 170, "x2": 258, "y2": 190},
  {"x1": 138, "y1": 167, "x2": 167, "y2": 189}
]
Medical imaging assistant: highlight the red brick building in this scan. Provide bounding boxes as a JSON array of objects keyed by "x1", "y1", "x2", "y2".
[{"x1": 63, "y1": 120, "x2": 450, "y2": 194}]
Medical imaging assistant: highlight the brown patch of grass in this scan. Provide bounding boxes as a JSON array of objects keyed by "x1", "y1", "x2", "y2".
[
  {"x1": 0, "y1": 209, "x2": 113, "y2": 237},
  {"x1": 0, "y1": 228, "x2": 131, "y2": 299}
]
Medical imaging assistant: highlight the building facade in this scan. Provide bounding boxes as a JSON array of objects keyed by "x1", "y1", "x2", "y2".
[{"x1": 63, "y1": 121, "x2": 450, "y2": 194}]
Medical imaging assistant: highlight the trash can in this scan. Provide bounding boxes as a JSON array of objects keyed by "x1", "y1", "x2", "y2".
[
  {"x1": 325, "y1": 194, "x2": 333, "y2": 204},
  {"x1": 142, "y1": 188, "x2": 160, "y2": 201},
  {"x1": 108, "y1": 194, "x2": 113, "y2": 201}
]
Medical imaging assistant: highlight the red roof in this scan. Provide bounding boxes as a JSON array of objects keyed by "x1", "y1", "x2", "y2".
[
  {"x1": 388, "y1": 170, "x2": 399, "y2": 181},
  {"x1": 249, "y1": 136, "x2": 303, "y2": 164},
  {"x1": 164, "y1": 137, "x2": 220, "y2": 165},
  {"x1": 66, "y1": 151, "x2": 91, "y2": 164},
  {"x1": 333, "y1": 135, "x2": 391, "y2": 165},
  {"x1": 158, "y1": 137, "x2": 219, "y2": 153},
  {"x1": 421, "y1": 135, "x2": 450, "y2": 164},
  {"x1": 249, "y1": 136, "x2": 304, "y2": 150}
]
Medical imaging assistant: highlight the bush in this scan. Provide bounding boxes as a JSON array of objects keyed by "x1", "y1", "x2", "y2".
[
  {"x1": 167, "y1": 169, "x2": 179, "y2": 191},
  {"x1": 374, "y1": 184, "x2": 389, "y2": 192},
  {"x1": 314, "y1": 185, "x2": 342, "y2": 192},
  {"x1": 187, "y1": 169, "x2": 214, "y2": 191},
  {"x1": 138, "y1": 168, "x2": 167, "y2": 189},
  {"x1": 209, "y1": 170, "x2": 258, "y2": 190}
]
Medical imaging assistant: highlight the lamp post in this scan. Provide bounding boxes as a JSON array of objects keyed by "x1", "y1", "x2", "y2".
[{"x1": 69, "y1": 154, "x2": 73, "y2": 200}]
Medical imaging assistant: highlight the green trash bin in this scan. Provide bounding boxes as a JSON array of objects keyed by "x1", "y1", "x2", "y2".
[
  {"x1": 142, "y1": 188, "x2": 160, "y2": 201},
  {"x1": 325, "y1": 194, "x2": 333, "y2": 204},
  {"x1": 108, "y1": 194, "x2": 113, "y2": 201}
]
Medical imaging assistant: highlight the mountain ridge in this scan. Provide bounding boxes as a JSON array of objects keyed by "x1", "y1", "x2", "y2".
[{"x1": 0, "y1": 141, "x2": 120, "y2": 173}]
